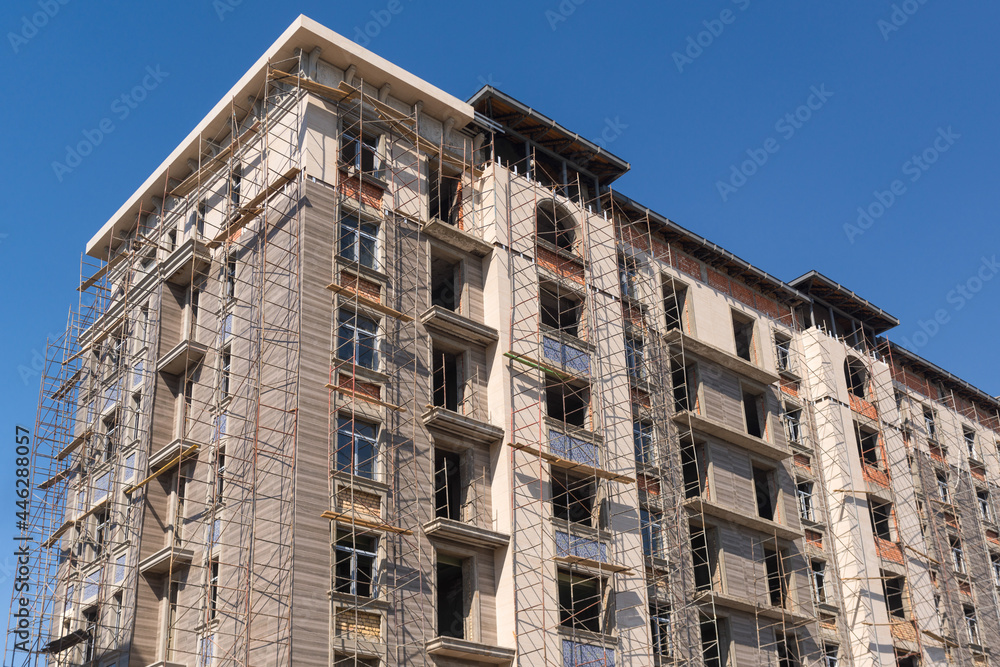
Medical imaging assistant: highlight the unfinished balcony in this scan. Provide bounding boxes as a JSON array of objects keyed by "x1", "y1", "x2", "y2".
[
  {"x1": 425, "y1": 637, "x2": 515, "y2": 664},
  {"x1": 156, "y1": 338, "x2": 208, "y2": 376},
  {"x1": 420, "y1": 306, "x2": 499, "y2": 348},
  {"x1": 672, "y1": 410, "x2": 790, "y2": 461},
  {"x1": 138, "y1": 545, "x2": 195, "y2": 577},
  {"x1": 665, "y1": 329, "x2": 779, "y2": 385},
  {"x1": 160, "y1": 236, "x2": 211, "y2": 286}
]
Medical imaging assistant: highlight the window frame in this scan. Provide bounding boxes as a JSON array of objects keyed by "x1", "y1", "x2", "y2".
[
  {"x1": 333, "y1": 530, "x2": 378, "y2": 598},
  {"x1": 335, "y1": 416, "x2": 379, "y2": 480},
  {"x1": 337, "y1": 309, "x2": 379, "y2": 371},
  {"x1": 338, "y1": 213, "x2": 380, "y2": 270}
]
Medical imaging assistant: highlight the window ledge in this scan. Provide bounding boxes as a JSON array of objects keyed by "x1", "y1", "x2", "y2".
[
  {"x1": 422, "y1": 218, "x2": 493, "y2": 257},
  {"x1": 160, "y1": 236, "x2": 212, "y2": 286},
  {"x1": 138, "y1": 546, "x2": 194, "y2": 576},
  {"x1": 536, "y1": 237, "x2": 586, "y2": 267},
  {"x1": 421, "y1": 306, "x2": 499, "y2": 346},
  {"x1": 664, "y1": 329, "x2": 780, "y2": 385},
  {"x1": 683, "y1": 498, "x2": 803, "y2": 541},
  {"x1": 328, "y1": 590, "x2": 391, "y2": 611},
  {"x1": 423, "y1": 517, "x2": 510, "y2": 548},
  {"x1": 422, "y1": 407, "x2": 504, "y2": 444},
  {"x1": 778, "y1": 366, "x2": 801, "y2": 381},
  {"x1": 148, "y1": 438, "x2": 201, "y2": 473},
  {"x1": 673, "y1": 410, "x2": 790, "y2": 461},
  {"x1": 694, "y1": 590, "x2": 812, "y2": 625},
  {"x1": 425, "y1": 636, "x2": 515, "y2": 664},
  {"x1": 157, "y1": 339, "x2": 209, "y2": 376}
]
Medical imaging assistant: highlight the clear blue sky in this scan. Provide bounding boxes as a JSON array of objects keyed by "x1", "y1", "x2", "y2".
[{"x1": 0, "y1": 0, "x2": 997, "y2": 637}]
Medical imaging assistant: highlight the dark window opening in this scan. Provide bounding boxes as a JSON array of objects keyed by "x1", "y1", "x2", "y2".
[
  {"x1": 671, "y1": 359, "x2": 696, "y2": 413},
  {"x1": 664, "y1": 282, "x2": 687, "y2": 331},
  {"x1": 775, "y1": 335, "x2": 792, "y2": 372},
  {"x1": 857, "y1": 426, "x2": 881, "y2": 468},
  {"x1": 870, "y1": 500, "x2": 893, "y2": 541},
  {"x1": 619, "y1": 254, "x2": 639, "y2": 301},
  {"x1": 430, "y1": 252, "x2": 461, "y2": 312},
  {"x1": 437, "y1": 556, "x2": 465, "y2": 639},
  {"x1": 334, "y1": 531, "x2": 377, "y2": 598},
  {"x1": 691, "y1": 526, "x2": 715, "y2": 592},
  {"x1": 753, "y1": 467, "x2": 776, "y2": 521},
  {"x1": 540, "y1": 285, "x2": 581, "y2": 337},
  {"x1": 777, "y1": 634, "x2": 800, "y2": 667},
  {"x1": 83, "y1": 607, "x2": 98, "y2": 663},
  {"x1": 230, "y1": 165, "x2": 241, "y2": 208},
  {"x1": 432, "y1": 346, "x2": 461, "y2": 412},
  {"x1": 765, "y1": 549, "x2": 788, "y2": 607},
  {"x1": 682, "y1": 441, "x2": 705, "y2": 499},
  {"x1": 552, "y1": 471, "x2": 595, "y2": 526},
  {"x1": 341, "y1": 130, "x2": 379, "y2": 174},
  {"x1": 429, "y1": 163, "x2": 462, "y2": 226},
  {"x1": 883, "y1": 575, "x2": 906, "y2": 619},
  {"x1": 545, "y1": 379, "x2": 588, "y2": 428},
  {"x1": 536, "y1": 201, "x2": 575, "y2": 252},
  {"x1": 732, "y1": 313, "x2": 756, "y2": 362},
  {"x1": 434, "y1": 449, "x2": 462, "y2": 521},
  {"x1": 701, "y1": 617, "x2": 726, "y2": 667},
  {"x1": 93, "y1": 508, "x2": 110, "y2": 559},
  {"x1": 743, "y1": 391, "x2": 765, "y2": 439},
  {"x1": 493, "y1": 134, "x2": 525, "y2": 170},
  {"x1": 208, "y1": 557, "x2": 220, "y2": 620},
  {"x1": 558, "y1": 570, "x2": 602, "y2": 633},
  {"x1": 845, "y1": 358, "x2": 868, "y2": 399}
]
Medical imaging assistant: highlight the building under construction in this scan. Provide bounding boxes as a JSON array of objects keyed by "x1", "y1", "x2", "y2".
[{"x1": 7, "y1": 15, "x2": 1000, "y2": 667}]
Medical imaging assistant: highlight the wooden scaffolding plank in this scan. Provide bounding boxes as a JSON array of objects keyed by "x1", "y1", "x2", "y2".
[
  {"x1": 321, "y1": 510, "x2": 413, "y2": 535},
  {"x1": 552, "y1": 555, "x2": 633, "y2": 575},
  {"x1": 325, "y1": 382, "x2": 406, "y2": 412},
  {"x1": 208, "y1": 167, "x2": 301, "y2": 248},
  {"x1": 78, "y1": 251, "x2": 129, "y2": 292},
  {"x1": 57, "y1": 430, "x2": 91, "y2": 462},
  {"x1": 504, "y1": 351, "x2": 573, "y2": 381},
  {"x1": 326, "y1": 283, "x2": 414, "y2": 322},
  {"x1": 508, "y1": 442, "x2": 634, "y2": 484},
  {"x1": 124, "y1": 443, "x2": 200, "y2": 494}
]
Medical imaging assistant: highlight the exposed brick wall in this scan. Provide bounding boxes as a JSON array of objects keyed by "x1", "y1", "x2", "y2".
[
  {"x1": 730, "y1": 281, "x2": 756, "y2": 308},
  {"x1": 617, "y1": 221, "x2": 799, "y2": 327},
  {"x1": 631, "y1": 388, "x2": 651, "y2": 409},
  {"x1": 638, "y1": 474, "x2": 660, "y2": 496},
  {"x1": 849, "y1": 394, "x2": 878, "y2": 420},
  {"x1": 793, "y1": 454, "x2": 811, "y2": 471},
  {"x1": 875, "y1": 537, "x2": 903, "y2": 564},
  {"x1": 340, "y1": 271, "x2": 381, "y2": 303},
  {"x1": 780, "y1": 379, "x2": 799, "y2": 398},
  {"x1": 339, "y1": 171, "x2": 384, "y2": 209},
  {"x1": 335, "y1": 609, "x2": 381, "y2": 639},
  {"x1": 891, "y1": 620, "x2": 917, "y2": 642},
  {"x1": 336, "y1": 487, "x2": 381, "y2": 518},
  {"x1": 338, "y1": 373, "x2": 381, "y2": 402},
  {"x1": 805, "y1": 530, "x2": 823, "y2": 548},
  {"x1": 862, "y1": 463, "x2": 890, "y2": 488},
  {"x1": 707, "y1": 268, "x2": 730, "y2": 294},
  {"x1": 537, "y1": 246, "x2": 585, "y2": 285}
]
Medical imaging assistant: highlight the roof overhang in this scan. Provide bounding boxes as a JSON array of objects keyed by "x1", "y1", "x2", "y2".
[
  {"x1": 790, "y1": 270, "x2": 899, "y2": 334},
  {"x1": 884, "y1": 339, "x2": 999, "y2": 411},
  {"x1": 86, "y1": 14, "x2": 474, "y2": 258},
  {"x1": 468, "y1": 86, "x2": 631, "y2": 184},
  {"x1": 604, "y1": 190, "x2": 810, "y2": 306}
]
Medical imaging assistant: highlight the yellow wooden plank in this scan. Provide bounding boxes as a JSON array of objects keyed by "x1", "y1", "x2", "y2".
[
  {"x1": 508, "y1": 442, "x2": 634, "y2": 484},
  {"x1": 321, "y1": 510, "x2": 413, "y2": 535},
  {"x1": 326, "y1": 283, "x2": 414, "y2": 322},
  {"x1": 208, "y1": 167, "x2": 300, "y2": 248},
  {"x1": 124, "y1": 443, "x2": 200, "y2": 494},
  {"x1": 325, "y1": 382, "x2": 406, "y2": 413}
]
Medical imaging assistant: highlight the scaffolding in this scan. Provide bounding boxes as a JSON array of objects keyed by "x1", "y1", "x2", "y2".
[{"x1": 5, "y1": 55, "x2": 304, "y2": 667}]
